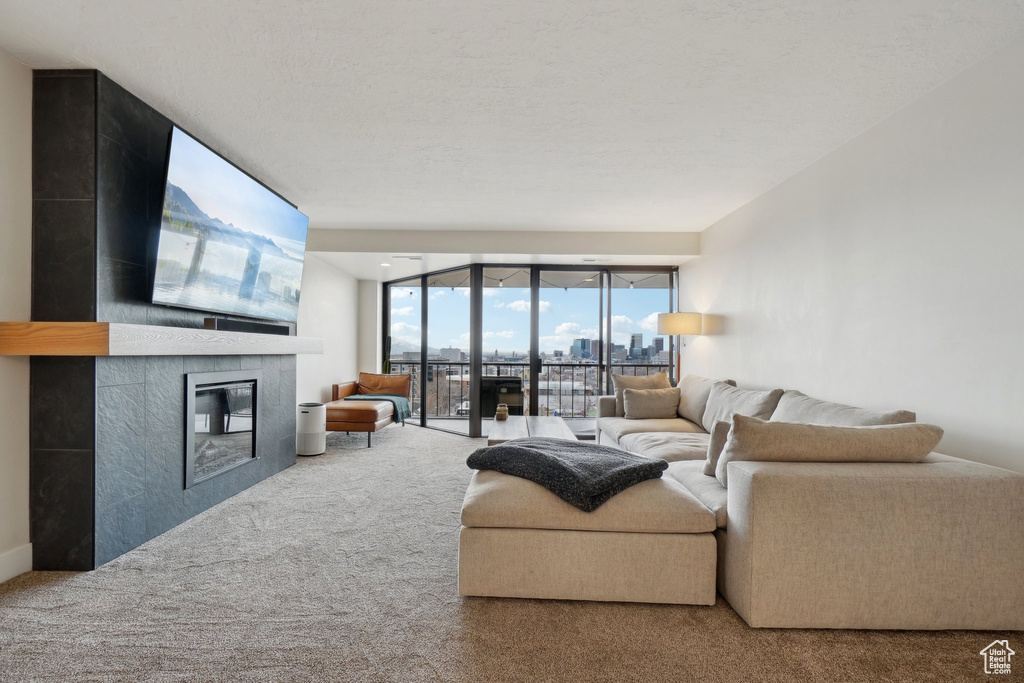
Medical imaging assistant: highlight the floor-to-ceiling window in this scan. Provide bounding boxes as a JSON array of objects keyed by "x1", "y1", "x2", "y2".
[
  {"x1": 480, "y1": 267, "x2": 531, "y2": 438},
  {"x1": 606, "y1": 271, "x2": 675, "y2": 389},
  {"x1": 385, "y1": 264, "x2": 677, "y2": 437},
  {"x1": 386, "y1": 276, "x2": 423, "y2": 419},
  {"x1": 537, "y1": 269, "x2": 603, "y2": 429},
  {"x1": 425, "y1": 269, "x2": 471, "y2": 434}
]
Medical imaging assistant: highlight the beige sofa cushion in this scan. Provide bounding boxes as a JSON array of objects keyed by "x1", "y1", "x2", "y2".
[
  {"x1": 624, "y1": 387, "x2": 680, "y2": 419},
  {"x1": 611, "y1": 372, "x2": 670, "y2": 417},
  {"x1": 719, "y1": 455, "x2": 1024, "y2": 629},
  {"x1": 702, "y1": 420, "x2": 731, "y2": 476},
  {"x1": 618, "y1": 431, "x2": 710, "y2": 462},
  {"x1": 461, "y1": 469, "x2": 716, "y2": 534},
  {"x1": 667, "y1": 460, "x2": 729, "y2": 528},
  {"x1": 770, "y1": 389, "x2": 916, "y2": 426},
  {"x1": 701, "y1": 383, "x2": 784, "y2": 432},
  {"x1": 716, "y1": 415, "x2": 944, "y2": 487},
  {"x1": 677, "y1": 374, "x2": 736, "y2": 424},
  {"x1": 597, "y1": 416, "x2": 704, "y2": 444}
]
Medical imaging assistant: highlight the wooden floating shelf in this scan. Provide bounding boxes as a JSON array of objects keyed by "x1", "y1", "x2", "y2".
[{"x1": 0, "y1": 322, "x2": 323, "y2": 357}]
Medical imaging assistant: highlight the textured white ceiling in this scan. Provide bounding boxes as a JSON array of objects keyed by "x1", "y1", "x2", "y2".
[{"x1": 1, "y1": 1, "x2": 1023, "y2": 232}]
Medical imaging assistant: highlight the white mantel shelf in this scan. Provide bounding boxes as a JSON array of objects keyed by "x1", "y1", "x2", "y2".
[{"x1": 0, "y1": 322, "x2": 323, "y2": 356}]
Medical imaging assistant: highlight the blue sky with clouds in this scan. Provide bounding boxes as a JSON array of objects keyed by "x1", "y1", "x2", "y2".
[
  {"x1": 166, "y1": 127, "x2": 309, "y2": 246},
  {"x1": 390, "y1": 283, "x2": 671, "y2": 355}
]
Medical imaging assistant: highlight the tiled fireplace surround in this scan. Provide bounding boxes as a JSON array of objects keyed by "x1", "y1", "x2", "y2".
[{"x1": 31, "y1": 70, "x2": 297, "y2": 570}]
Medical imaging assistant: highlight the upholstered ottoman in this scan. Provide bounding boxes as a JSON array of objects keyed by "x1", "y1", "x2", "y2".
[{"x1": 459, "y1": 470, "x2": 718, "y2": 605}]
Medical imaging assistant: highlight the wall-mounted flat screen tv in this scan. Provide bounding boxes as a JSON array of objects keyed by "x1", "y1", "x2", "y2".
[{"x1": 151, "y1": 127, "x2": 309, "y2": 322}]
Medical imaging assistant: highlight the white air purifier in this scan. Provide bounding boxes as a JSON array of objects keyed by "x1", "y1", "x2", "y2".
[{"x1": 296, "y1": 402, "x2": 327, "y2": 456}]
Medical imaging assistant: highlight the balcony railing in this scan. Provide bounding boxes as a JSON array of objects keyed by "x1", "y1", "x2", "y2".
[{"x1": 388, "y1": 361, "x2": 668, "y2": 420}]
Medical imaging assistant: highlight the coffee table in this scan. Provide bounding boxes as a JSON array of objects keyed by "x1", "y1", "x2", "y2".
[{"x1": 486, "y1": 416, "x2": 577, "y2": 445}]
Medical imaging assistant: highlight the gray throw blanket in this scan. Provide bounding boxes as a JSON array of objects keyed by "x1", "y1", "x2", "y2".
[
  {"x1": 466, "y1": 437, "x2": 668, "y2": 512},
  {"x1": 344, "y1": 394, "x2": 412, "y2": 425}
]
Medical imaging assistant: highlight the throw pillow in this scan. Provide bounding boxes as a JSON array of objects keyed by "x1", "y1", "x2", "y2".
[
  {"x1": 623, "y1": 387, "x2": 681, "y2": 420},
  {"x1": 715, "y1": 415, "x2": 944, "y2": 487},
  {"x1": 701, "y1": 382, "x2": 784, "y2": 432},
  {"x1": 611, "y1": 371, "x2": 670, "y2": 417},
  {"x1": 770, "y1": 389, "x2": 916, "y2": 426},
  {"x1": 702, "y1": 420, "x2": 731, "y2": 476},
  {"x1": 677, "y1": 374, "x2": 736, "y2": 424}
]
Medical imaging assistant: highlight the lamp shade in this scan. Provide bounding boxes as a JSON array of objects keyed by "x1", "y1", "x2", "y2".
[{"x1": 657, "y1": 312, "x2": 702, "y2": 335}]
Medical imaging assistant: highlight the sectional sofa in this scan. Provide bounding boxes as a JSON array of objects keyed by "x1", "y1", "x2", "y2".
[{"x1": 460, "y1": 374, "x2": 1024, "y2": 630}]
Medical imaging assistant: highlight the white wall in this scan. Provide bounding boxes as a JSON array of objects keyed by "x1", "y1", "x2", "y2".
[
  {"x1": 356, "y1": 280, "x2": 382, "y2": 374},
  {"x1": 296, "y1": 254, "x2": 359, "y2": 403},
  {"x1": 0, "y1": 49, "x2": 33, "y2": 582},
  {"x1": 679, "y1": 35, "x2": 1024, "y2": 473}
]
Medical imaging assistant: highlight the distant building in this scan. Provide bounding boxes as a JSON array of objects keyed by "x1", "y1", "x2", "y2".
[
  {"x1": 654, "y1": 337, "x2": 664, "y2": 353},
  {"x1": 439, "y1": 347, "x2": 464, "y2": 362},
  {"x1": 590, "y1": 339, "x2": 600, "y2": 358},
  {"x1": 401, "y1": 351, "x2": 420, "y2": 361},
  {"x1": 553, "y1": 350, "x2": 563, "y2": 358},
  {"x1": 611, "y1": 348, "x2": 628, "y2": 362},
  {"x1": 571, "y1": 338, "x2": 591, "y2": 358},
  {"x1": 630, "y1": 333, "x2": 643, "y2": 350}
]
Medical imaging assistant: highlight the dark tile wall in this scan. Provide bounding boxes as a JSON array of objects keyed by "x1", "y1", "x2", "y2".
[
  {"x1": 93, "y1": 353, "x2": 296, "y2": 565},
  {"x1": 32, "y1": 71, "x2": 297, "y2": 570},
  {"x1": 30, "y1": 71, "x2": 99, "y2": 571}
]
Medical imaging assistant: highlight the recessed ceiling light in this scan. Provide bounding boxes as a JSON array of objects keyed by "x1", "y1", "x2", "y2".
[{"x1": 380, "y1": 262, "x2": 391, "y2": 267}]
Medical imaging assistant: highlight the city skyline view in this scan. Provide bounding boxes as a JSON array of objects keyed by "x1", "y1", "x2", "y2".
[{"x1": 389, "y1": 275, "x2": 673, "y2": 359}]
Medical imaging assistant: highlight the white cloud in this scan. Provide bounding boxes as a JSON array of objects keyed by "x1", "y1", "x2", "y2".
[
  {"x1": 610, "y1": 315, "x2": 637, "y2": 346},
  {"x1": 504, "y1": 300, "x2": 551, "y2": 313},
  {"x1": 429, "y1": 289, "x2": 447, "y2": 300},
  {"x1": 391, "y1": 322, "x2": 419, "y2": 335},
  {"x1": 392, "y1": 287, "x2": 418, "y2": 300},
  {"x1": 638, "y1": 312, "x2": 660, "y2": 332},
  {"x1": 391, "y1": 306, "x2": 414, "y2": 316},
  {"x1": 554, "y1": 322, "x2": 581, "y2": 335},
  {"x1": 539, "y1": 323, "x2": 600, "y2": 352},
  {"x1": 458, "y1": 330, "x2": 515, "y2": 341},
  {"x1": 493, "y1": 301, "x2": 504, "y2": 309},
  {"x1": 611, "y1": 315, "x2": 634, "y2": 331}
]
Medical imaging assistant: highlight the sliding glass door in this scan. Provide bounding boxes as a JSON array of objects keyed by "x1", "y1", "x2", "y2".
[
  {"x1": 425, "y1": 269, "x2": 471, "y2": 434},
  {"x1": 480, "y1": 267, "x2": 531, "y2": 438},
  {"x1": 385, "y1": 265, "x2": 676, "y2": 437},
  {"x1": 387, "y1": 277, "x2": 423, "y2": 420},
  {"x1": 537, "y1": 269, "x2": 603, "y2": 434}
]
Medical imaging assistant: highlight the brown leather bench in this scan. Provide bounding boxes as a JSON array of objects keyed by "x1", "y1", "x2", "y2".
[{"x1": 325, "y1": 372, "x2": 412, "y2": 447}]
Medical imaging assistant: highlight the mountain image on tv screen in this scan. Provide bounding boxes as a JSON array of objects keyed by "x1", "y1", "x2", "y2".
[{"x1": 152, "y1": 127, "x2": 309, "y2": 322}]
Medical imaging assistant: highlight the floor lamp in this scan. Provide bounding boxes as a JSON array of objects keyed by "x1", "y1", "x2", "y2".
[{"x1": 657, "y1": 312, "x2": 703, "y2": 382}]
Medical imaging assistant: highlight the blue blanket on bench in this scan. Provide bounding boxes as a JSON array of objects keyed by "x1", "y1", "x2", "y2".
[{"x1": 344, "y1": 394, "x2": 412, "y2": 425}]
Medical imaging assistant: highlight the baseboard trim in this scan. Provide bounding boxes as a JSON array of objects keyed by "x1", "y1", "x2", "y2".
[{"x1": 0, "y1": 543, "x2": 32, "y2": 584}]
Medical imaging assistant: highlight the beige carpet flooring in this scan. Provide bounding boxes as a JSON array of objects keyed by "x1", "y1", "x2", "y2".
[{"x1": 0, "y1": 425, "x2": 1013, "y2": 681}]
